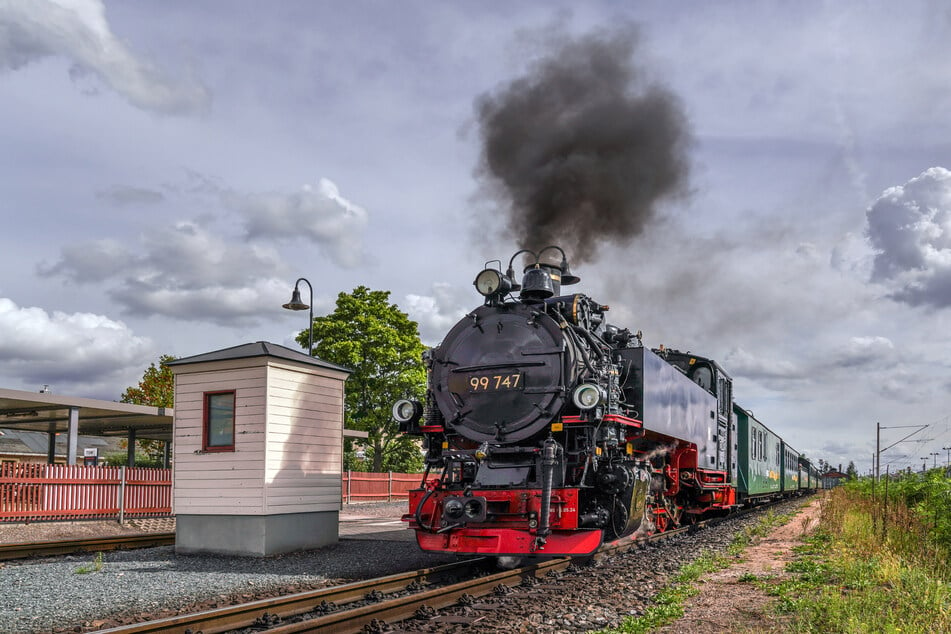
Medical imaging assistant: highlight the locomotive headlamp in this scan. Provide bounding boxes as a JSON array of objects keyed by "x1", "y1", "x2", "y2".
[
  {"x1": 572, "y1": 383, "x2": 605, "y2": 410},
  {"x1": 443, "y1": 497, "x2": 465, "y2": 521},
  {"x1": 474, "y1": 268, "x2": 514, "y2": 298},
  {"x1": 392, "y1": 399, "x2": 423, "y2": 424},
  {"x1": 463, "y1": 497, "x2": 487, "y2": 522},
  {"x1": 474, "y1": 269, "x2": 500, "y2": 296}
]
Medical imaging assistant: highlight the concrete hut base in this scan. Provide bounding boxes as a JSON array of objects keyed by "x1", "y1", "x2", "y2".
[{"x1": 175, "y1": 511, "x2": 339, "y2": 556}]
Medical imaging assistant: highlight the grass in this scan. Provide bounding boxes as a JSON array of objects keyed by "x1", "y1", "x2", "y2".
[
  {"x1": 763, "y1": 489, "x2": 951, "y2": 633},
  {"x1": 597, "y1": 491, "x2": 951, "y2": 633},
  {"x1": 598, "y1": 552, "x2": 727, "y2": 634},
  {"x1": 74, "y1": 551, "x2": 104, "y2": 574}
]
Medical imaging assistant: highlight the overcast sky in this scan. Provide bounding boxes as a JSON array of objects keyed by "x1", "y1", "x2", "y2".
[{"x1": 2, "y1": 0, "x2": 950, "y2": 474}]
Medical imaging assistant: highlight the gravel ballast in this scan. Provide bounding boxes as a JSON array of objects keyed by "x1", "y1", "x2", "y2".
[
  {"x1": 2, "y1": 499, "x2": 810, "y2": 633},
  {"x1": 2, "y1": 502, "x2": 457, "y2": 633}
]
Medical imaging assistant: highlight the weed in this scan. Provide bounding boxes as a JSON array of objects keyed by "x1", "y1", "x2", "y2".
[
  {"x1": 74, "y1": 551, "x2": 104, "y2": 575},
  {"x1": 767, "y1": 488, "x2": 951, "y2": 633}
]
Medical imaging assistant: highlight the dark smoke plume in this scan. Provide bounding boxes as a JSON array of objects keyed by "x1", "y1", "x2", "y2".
[{"x1": 475, "y1": 27, "x2": 691, "y2": 263}]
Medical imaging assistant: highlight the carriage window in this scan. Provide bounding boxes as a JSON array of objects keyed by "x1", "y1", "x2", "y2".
[
  {"x1": 203, "y1": 391, "x2": 235, "y2": 451},
  {"x1": 692, "y1": 367, "x2": 713, "y2": 390},
  {"x1": 717, "y1": 377, "x2": 732, "y2": 418}
]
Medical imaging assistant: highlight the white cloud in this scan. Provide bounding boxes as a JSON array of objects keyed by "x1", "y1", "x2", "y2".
[
  {"x1": 867, "y1": 167, "x2": 951, "y2": 307},
  {"x1": 0, "y1": 297, "x2": 154, "y2": 396},
  {"x1": 226, "y1": 178, "x2": 370, "y2": 268},
  {"x1": 722, "y1": 347, "x2": 803, "y2": 383},
  {"x1": 830, "y1": 231, "x2": 874, "y2": 276},
  {"x1": 37, "y1": 238, "x2": 136, "y2": 283},
  {"x1": 826, "y1": 335, "x2": 895, "y2": 370},
  {"x1": 110, "y1": 277, "x2": 291, "y2": 327},
  {"x1": 403, "y1": 282, "x2": 474, "y2": 345},
  {"x1": 0, "y1": 0, "x2": 209, "y2": 114},
  {"x1": 38, "y1": 221, "x2": 290, "y2": 325}
]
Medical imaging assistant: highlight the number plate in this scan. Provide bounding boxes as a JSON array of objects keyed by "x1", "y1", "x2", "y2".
[{"x1": 450, "y1": 372, "x2": 523, "y2": 393}]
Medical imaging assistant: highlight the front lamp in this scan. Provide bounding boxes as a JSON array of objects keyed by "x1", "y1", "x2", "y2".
[
  {"x1": 572, "y1": 383, "x2": 604, "y2": 410},
  {"x1": 463, "y1": 497, "x2": 487, "y2": 522},
  {"x1": 392, "y1": 399, "x2": 423, "y2": 424},
  {"x1": 442, "y1": 496, "x2": 486, "y2": 524},
  {"x1": 474, "y1": 268, "x2": 513, "y2": 297},
  {"x1": 443, "y1": 497, "x2": 465, "y2": 521}
]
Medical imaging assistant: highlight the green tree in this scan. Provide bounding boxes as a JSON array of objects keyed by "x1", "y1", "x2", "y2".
[
  {"x1": 121, "y1": 354, "x2": 176, "y2": 407},
  {"x1": 120, "y1": 354, "x2": 176, "y2": 465},
  {"x1": 846, "y1": 460, "x2": 858, "y2": 480},
  {"x1": 297, "y1": 286, "x2": 425, "y2": 473}
]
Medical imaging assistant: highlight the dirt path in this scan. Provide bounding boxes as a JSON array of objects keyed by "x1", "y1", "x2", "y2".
[{"x1": 657, "y1": 496, "x2": 822, "y2": 633}]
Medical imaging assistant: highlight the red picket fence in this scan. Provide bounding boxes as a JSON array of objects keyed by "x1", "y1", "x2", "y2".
[
  {"x1": 342, "y1": 471, "x2": 425, "y2": 503},
  {"x1": 0, "y1": 463, "x2": 171, "y2": 522},
  {"x1": 0, "y1": 465, "x2": 426, "y2": 522}
]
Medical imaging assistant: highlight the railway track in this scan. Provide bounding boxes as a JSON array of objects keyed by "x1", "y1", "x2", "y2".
[
  {"x1": 86, "y1": 499, "x2": 805, "y2": 633},
  {"x1": 95, "y1": 557, "x2": 498, "y2": 634},
  {"x1": 94, "y1": 522, "x2": 701, "y2": 634},
  {"x1": 0, "y1": 532, "x2": 175, "y2": 561}
]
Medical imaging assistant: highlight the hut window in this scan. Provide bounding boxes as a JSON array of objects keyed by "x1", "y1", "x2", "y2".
[{"x1": 203, "y1": 391, "x2": 235, "y2": 451}]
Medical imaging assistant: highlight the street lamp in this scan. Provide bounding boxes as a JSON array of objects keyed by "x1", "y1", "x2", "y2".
[
  {"x1": 282, "y1": 277, "x2": 313, "y2": 356},
  {"x1": 943, "y1": 446, "x2": 951, "y2": 467},
  {"x1": 931, "y1": 451, "x2": 940, "y2": 469}
]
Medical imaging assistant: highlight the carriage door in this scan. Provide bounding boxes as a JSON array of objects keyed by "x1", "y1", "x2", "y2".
[{"x1": 717, "y1": 375, "x2": 732, "y2": 473}]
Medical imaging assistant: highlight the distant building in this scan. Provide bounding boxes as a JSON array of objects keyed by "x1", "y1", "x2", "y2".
[{"x1": 822, "y1": 469, "x2": 847, "y2": 488}]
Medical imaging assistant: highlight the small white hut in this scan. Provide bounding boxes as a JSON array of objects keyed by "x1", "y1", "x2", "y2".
[{"x1": 167, "y1": 342, "x2": 351, "y2": 556}]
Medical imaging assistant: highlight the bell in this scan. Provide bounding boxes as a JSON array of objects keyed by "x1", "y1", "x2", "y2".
[
  {"x1": 520, "y1": 266, "x2": 554, "y2": 300},
  {"x1": 559, "y1": 256, "x2": 580, "y2": 286}
]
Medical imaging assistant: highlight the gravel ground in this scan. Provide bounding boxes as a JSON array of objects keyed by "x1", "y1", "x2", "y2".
[
  {"x1": 396, "y1": 497, "x2": 813, "y2": 633},
  {"x1": 1, "y1": 502, "x2": 457, "y2": 633},
  {"x1": 2, "y1": 499, "x2": 811, "y2": 633}
]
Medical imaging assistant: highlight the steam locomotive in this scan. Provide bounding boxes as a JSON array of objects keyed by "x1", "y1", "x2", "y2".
[{"x1": 393, "y1": 247, "x2": 821, "y2": 558}]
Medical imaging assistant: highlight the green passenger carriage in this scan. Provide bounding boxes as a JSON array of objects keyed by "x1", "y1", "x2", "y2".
[
  {"x1": 734, "y1": 403, "x2": 782, "y2": 501},
  {"x1": 781, "y1": 442, "x2": 800, "y2": 493}
]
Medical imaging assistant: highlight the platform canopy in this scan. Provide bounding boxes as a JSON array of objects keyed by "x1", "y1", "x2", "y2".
[{"x1": 0, "y1": 387, "x2": 172, "y2": 442}]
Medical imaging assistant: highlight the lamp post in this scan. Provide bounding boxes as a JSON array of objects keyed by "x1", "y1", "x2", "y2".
[
  {"x1": 282, "y1": 278, "x2": 313, "y2": 356},
  {"x1": 921, "y1": 457, "x2": 929, "y2": 472},
  {"x1": 931, "y1": 451, "x2": 940, "y2": 469}
]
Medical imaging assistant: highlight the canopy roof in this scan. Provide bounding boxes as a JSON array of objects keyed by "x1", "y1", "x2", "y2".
[{"x1": 0, "y1": 388, "x2": 172, "y2": 441}]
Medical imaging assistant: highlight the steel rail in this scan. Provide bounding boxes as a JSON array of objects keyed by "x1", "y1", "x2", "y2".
[
  {"x1": 94, "y1": 557, "x2": 491, "y2": 634},
  {"x1": 247, "y1": 523, "x2": 705, "y2": 634},
  {"x1": 263, "y1": 556, "x2": 573, "y2": 633},
  {"x1": 90, "y1": 525, "x2": 698, "y2": 634},
  {"x1": 0, "y1": 532, "x2": 175, "y2": 561}
]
